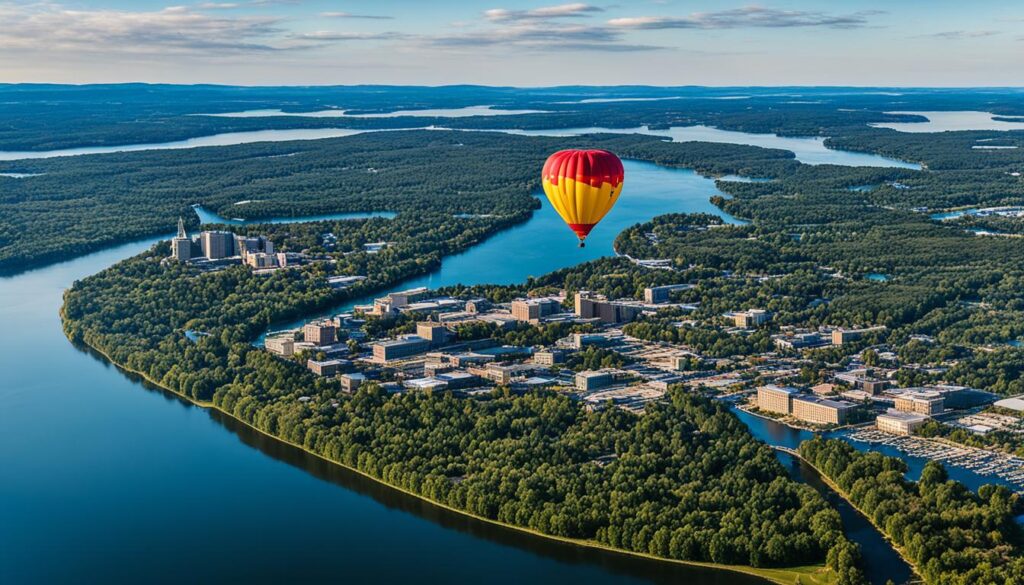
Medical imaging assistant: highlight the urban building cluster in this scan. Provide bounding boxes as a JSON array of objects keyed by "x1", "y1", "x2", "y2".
[{"x1": 169, "y1": 218, "x2": 297, "y2": 270}]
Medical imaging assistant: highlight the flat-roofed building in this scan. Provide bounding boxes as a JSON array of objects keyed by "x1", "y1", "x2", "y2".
[
  {"x1": 265, "y1": 336, "x2": 295, "y2": 357},
  {"x1": 895, "y1": 391, "x2": 944, "y2": 415},
  {"x1": 511, "y1": 298, "x2": 561, "y2": 322},
  {"x1": 575, "y1": 369, "x2": 618, "y2": 392},
  {"x1": 792, "y1": 396, "x2": 855, "y2": 425},
  {"x1": 732, "y1": 309, "x2": 770, "y2": 328},
  {"x1": 575, "y1": 291, "x2": 643, "y2": 324},
  {"x1": 831, "y1": 326, "x2": 886, "y2": 346},
  {"x1": 416, "y1": 322, "x2": 449, "y2": 346},
  {"x1": 756, "y1": 384, "x2": 799, "y2": 415},
  {"x1": 303, "y1": 321, "x2": 337, "y2": 346},
  {"x1": 994, "y1": 395, "x2": 1024, "y2": 413},
  {"x1": 811, "y1": 383, "x2": 839, "y2": 396},
  {"x1": 340, "y1": 373, "x2": 366, "y2": 393},
  {"x1": 435, "y1": 371, "x2": 479, "y2": 390},
  {"x1": 200, "y1": 230, "x2": 235, "y2": 260},
  {"x1": 773, "y1": 332, "x2": 825, "y2": 350},
  {"x1": 372, "y1": 335, "x2": 430, "y2": 362},
  {"x1": 533, "y1": 349, "x2": 565, "y2": 366},
  {"x1": 307, "y1": 359, "x2": 348, "y2": 377},
  {"x1": 643, "y1": 284, "x2": 692, "y2": 304},
  {"x1": 244, "y1": 252, "x2": 279, "y2": 269},
  {"x1": 876, "y1": 410, "x2": 929, "y2": 435}
]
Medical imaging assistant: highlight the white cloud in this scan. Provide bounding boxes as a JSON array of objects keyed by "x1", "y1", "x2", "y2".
[
  {"x1": 484, "y1": 3, "x2": 603, "y2": 23},
  {"x1": 320, "y1": 11, "x2": 394, "y2": 20},
  {"x1": 609, "y1": 6, "x2": 882, "y2": 30},
  {"x1": 0, "y1": 3, "x2": 305, "y2": 54}
]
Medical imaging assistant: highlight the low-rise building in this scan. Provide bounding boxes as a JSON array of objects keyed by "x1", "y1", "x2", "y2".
[
  {"x1": 831, "y1": 326, "x2": 886, "y2": 346},
  {"x1": 511, "y1": 297, "x2": 561, "y2": 322},
  {"x1": 575, "y1": 369, "x2": 616, "y2": 392},
  {"x1": 303, "y1": 321, "x2": 337, "y2": 346},
  {"x1": 575, "y1": 291, "x2": 643, "y2": 324},
  {"x1": 731, "y1": 309, "x2": 770, "y2": 328},
  {"x1": 773, "y1": 332, "x2": 826, "y2": 350},
  {"x1": 372, "y1": 335, "x2": 430, "y2": 362},
  {"x1": 756, "y1": 384, "x2": 799, "y2": 415},
  {"x1": 307, "y1": 359, "x2": 348, "y2": 377},
  {"x1": 876, "y1": 410, "x2": 929, "y2": 435},
  {"x1": 416, "y1": 322, "x2": 450, "y2": 346},
  {"x1": 533, "y1": 349, "x2": 566, "y2": 366},
  {"x1": 265, "y1": 336, "x2": 295, "y2": 357},
  {"x1": 895, "y1": 391, "x2": 944, "y2": 415},
  {"x1": 643, "y1": 284, "x2": 692, "y2": 304},
  {"x1": 792, "y1": 396, "x2": 855, "y2": 425},
  {"x1": 340, "y1": 372, "x2": 366, "y2": 393}
]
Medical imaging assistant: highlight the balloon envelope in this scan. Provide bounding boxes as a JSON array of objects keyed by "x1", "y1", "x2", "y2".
[{"x1": 541, "y1": 149, "x2": 624, "y2": 245}]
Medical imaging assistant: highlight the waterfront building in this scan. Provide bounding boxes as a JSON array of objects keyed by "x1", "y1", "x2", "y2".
[
  {"x1": 895, "y1": 391, "x2": 944, "y2": 415},
  {"x1": 731, "y1": 309, "x2": 770, "y2": 328},
  {"x1": 372, "y1": 335, "x2": 430, "y2": 362},
  {"x1": 264, "y1": 336, "x2": 295, "y2": 357},
  {"x1": 792, "y1": 396, "x2": 855, "y2": 425},
  {"x1": 876, "y1": 410, "x2": 929, "y2": 435},
  {"x1": 340, "y1": 373, "x2": 366, "y2": 393},
  {"x1": 575, "y1": 369, "x2": 616, "y2": 392},
  {"x1": 643, "y1": 284, "x2": 692, "y2": 304},
  {"x1": 511, "y1": 297, "x2": 561, "y2": 322},
  {"x1": 171, "y1": 217, "x2": 193, "y2": 262},
  {"x1": 200, "y1": 230, "x2": 235, "y2": 260},
  {"x1": 756, "y1": 384, "x2": 798, "y2": 415},
  {"x1": 303, "y1": 321, "x2": 337, "y2": 346},
  {"x1": 574, "y1": 291, "x2": 643, "y2": 324}
]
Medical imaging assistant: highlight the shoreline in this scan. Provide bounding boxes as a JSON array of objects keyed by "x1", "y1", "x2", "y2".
[
  {"x1": 781, "y1": 446, "x2": 924, "y2": 583},
  {"x1": 70, "y1": 327, "x2": 834, "y2": 585}
]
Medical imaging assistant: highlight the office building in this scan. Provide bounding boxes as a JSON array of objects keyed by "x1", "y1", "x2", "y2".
[
  {"x1": 465, "y1": 298, "x2": 491, "y2": 313},
  {"x1": 876, "y1": 410, "x2": 929, "y2": 435},
  {"x1": 895, "y1": 392, "x2": 944, "y2": 416},
  {"x1": 792, "y1": 396, "x2": 855, "y2": 425},
  {"x1": 756, "y1": 384, "x2": 798, "y2": 415},
  {"x1": 372, "y1": 335, "x2": 430, "y2": 362},
  {"x1": 575, "y1": 370, "x2": 616, "y2": 392},
  {"x1": 307, "y1": 359, "x2": 348, "y2": 377},
  {"x1": 831, "y1": 326, "x2": 885, "y2": 346},
  {"x1": 511, "y1": 298, "x2": 561, "y2": 322},
  {"x1": 575, "y1": 291, "x2": 643, "y2": 324},
  {"x1": 416, "y1": 322, "x2": 449, "y2": 346},
  {"x1": 236, "y1": 235, "x2": 273, "y2": 259},
  {"x1": 340, "y1": 373, "x2": 366, "y2": 393},
  {"x1": 303, "y1": 321, "x2": 337, "y2": 346},
  {"x1": 732, "y1": 309, "x2": 770, "y2": 328},
  {"x1": 200, "y1": 230, "x2": 235, "y2": 260},
  {"x1": 643, "y1": 284, "x2": 692, "y2": 304},
  {"x1": 265, "y1": 336, "x2": 294, "y2": 357},
  {"x1": 773, "y1": 332, "x2": 826, "y2": 350},
  {"x1": 244, "y1": 252, "x2": 279, "y2": 269},
  {"x1": 533, "y1": 349, "x2": 565, "y2": 366}
]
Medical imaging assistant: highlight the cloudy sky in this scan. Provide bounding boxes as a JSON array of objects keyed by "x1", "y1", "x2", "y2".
[{"x1": 1, "y1": 0, "x2": 1021, "y2": 85}]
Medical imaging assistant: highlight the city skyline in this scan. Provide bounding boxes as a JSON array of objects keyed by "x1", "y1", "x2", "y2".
[{"x1": 1, "y1": 0, "x2": 1022, "y2": 86}]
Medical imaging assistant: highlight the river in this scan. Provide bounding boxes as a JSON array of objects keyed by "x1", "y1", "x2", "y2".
[{"x1": 0, "y1": 127, "x2": 952, "y2": 584}]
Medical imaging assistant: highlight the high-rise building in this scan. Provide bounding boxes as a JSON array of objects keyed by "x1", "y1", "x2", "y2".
[
  {"x1": 791, "y1": 396, "x2": 855, "y2": 425},
  {"x1": 200, "y1": 231, "x2": 235, "y2": 260},
  {"x1": 236, "y1": 235, "x2": 274, "y2": 259},
  {"x1": 756, "y1": 384, "x2": 798, "y2": 415},
  {"x1": 171, "y1": 217, "x2": 193, "y2": 262}
]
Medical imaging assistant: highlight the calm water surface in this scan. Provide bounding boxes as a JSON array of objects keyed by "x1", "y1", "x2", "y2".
[{"x1": 871, "y1": 111, "x2": 1024, "y2": 133}]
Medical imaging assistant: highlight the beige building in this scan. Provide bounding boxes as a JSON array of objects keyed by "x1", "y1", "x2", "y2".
[
  {"x1": 733, "y1": 309, "x2": 770, "y2": 328},
  {"x1": 340, "y1": 373, "x2": 366, "y2": 393},
  {"x1": 372, "y1": 335, "x2": 430, "y2": 362},
  {"x1": 534, "y1": 349, "x2": 565, "y2": 366},
  {"x1": 756, "y1": 384, "x2": 798, "y2": 415},
  {"x1": 303, "y1": 321, "x2": 337, "y2": 346},
  {"x1": 894, "y1": 392, "x2": 944, "y2": 415},
  {"x1": 792, "y1": 396, "x2": 855, "y2": 425},
  {"x1": 575, "y1": 291, "x2": 643, "y2": 324},
  {"x1": 511, "y1": 298, "x2": 561, "y2": 322},
  {"x1": 416, "y1": 322, "x2": 449, "y2": 346},
  {"x1": 876, "y1": 410, "x2": 929, "y2": 435},
  {"x1": 265, "y1": 336, "x2": 294, "y2": 357}
]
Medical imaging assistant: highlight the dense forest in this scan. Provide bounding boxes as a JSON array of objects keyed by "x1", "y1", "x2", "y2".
[
  {"x1": 62, "y1": 247, "x2": 864, "y2": 581},
  {"x1": 800, "y1": 438, "x2": 1023, "y2": 584}
]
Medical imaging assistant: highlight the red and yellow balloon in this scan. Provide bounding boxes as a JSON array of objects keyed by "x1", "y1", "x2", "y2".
[{"x1": 541, "y1": 149, "x2": 625, "y2": 247}]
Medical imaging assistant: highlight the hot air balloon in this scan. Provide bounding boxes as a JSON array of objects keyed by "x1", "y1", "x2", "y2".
[{"x1": 541, "y1": 149, "x2": 624, "y2": 247}]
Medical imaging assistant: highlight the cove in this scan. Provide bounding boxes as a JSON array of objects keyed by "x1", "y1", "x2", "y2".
[{"x1": 871, "y1": 111, "x2": 1024, "y2": 133}]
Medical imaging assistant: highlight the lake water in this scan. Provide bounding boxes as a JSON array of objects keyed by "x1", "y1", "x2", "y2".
[
  {"x1": 871, "y1": 111, "x2": 1024, "y2": 133},
  {"x1": 204, "y1": 106, "x2": 547, "y2": 118},
  {"x1": 0, "y1": 125, "x2": 921, "y2": 169},
  {"x1": 0, "y1": 160, "x2": 775, "y2": 585},
  {"x1": 192, "y1": 205, "x2": 396, "y2": 225}
]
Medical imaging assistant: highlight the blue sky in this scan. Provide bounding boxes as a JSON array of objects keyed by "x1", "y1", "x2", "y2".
[{"x1": 0, "y1": 1, "x2": 1021, "y2": 85}]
